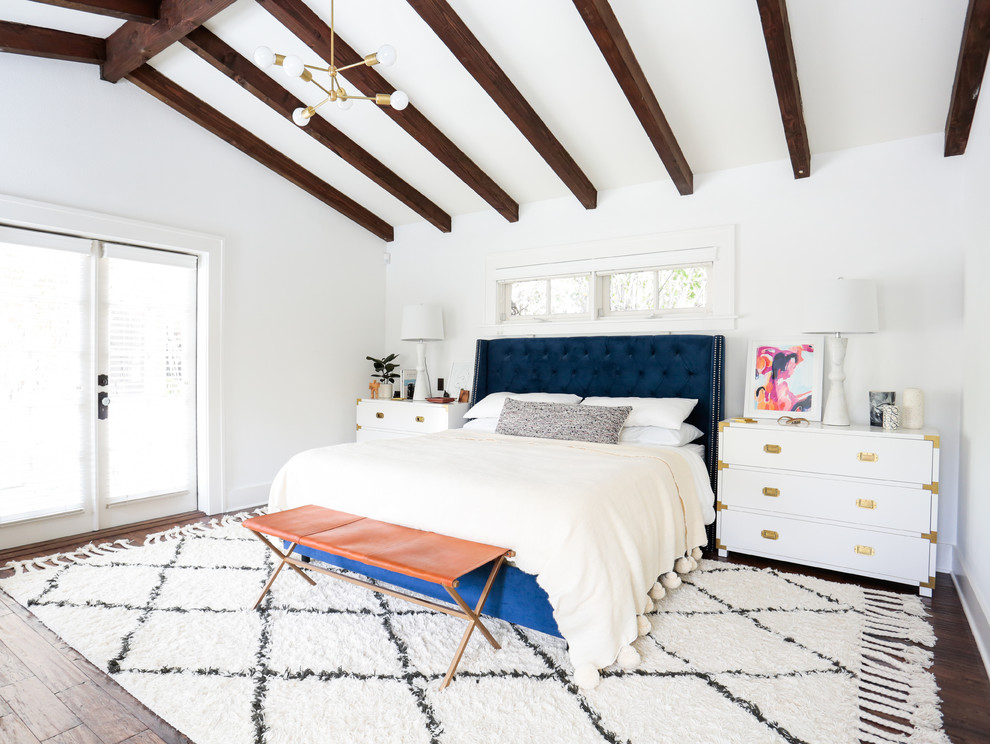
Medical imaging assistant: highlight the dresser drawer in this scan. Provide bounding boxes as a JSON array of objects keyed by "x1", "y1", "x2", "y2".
[
  {"x1": 720, "y1": 468, "x2": 934, "y2": 533},
  {"x1": 720, "y1": 427, "x2": 936, "y2": 485},
  {"x1": 356, "y1": 399, "x2": 462, "y2": 434},
  {"x1": 719, "y1": 511, "x2": 932, "y2": 584}
]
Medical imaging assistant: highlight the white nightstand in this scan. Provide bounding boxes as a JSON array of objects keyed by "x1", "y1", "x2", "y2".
[
  {"x1": 715, "y1": 419, "x2": 940, "y2": 596},
  {"x1": 356, "y1": 398, "x2": 469, "y2": 442}
]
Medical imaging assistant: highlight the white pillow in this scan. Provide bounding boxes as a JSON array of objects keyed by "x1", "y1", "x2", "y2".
[
  {"x1": 619, "y1": 423, "x2": 704, "y2": 447},
  {"x1": 462, "y1": 417, "x2": 499, "y2": 432},
  {"x1": 581, "y1": 396, "x2": 697, "y2": 429},
  {"x1": 465, "y1": 392, "x2": 583, "y2": 419}
]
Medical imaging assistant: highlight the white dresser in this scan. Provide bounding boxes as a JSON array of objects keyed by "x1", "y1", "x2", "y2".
[
  {"x1": 356, "y1": 398, "x2": 468, "y2": 442},
  {"x1": 716, "y1": 419, "x2": 940, "y2": 596}
]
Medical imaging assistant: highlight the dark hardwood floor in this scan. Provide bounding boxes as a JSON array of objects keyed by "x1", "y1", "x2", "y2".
[{"x1": 0, "y1": 514, "x2": 987, "y2": 743}]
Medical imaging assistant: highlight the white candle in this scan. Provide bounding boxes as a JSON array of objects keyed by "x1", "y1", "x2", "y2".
[{"x1": 901, "y1": 387, "x2": 924, "y2": 428}]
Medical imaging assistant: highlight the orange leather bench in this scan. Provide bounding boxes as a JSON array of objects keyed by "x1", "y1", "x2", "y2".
[{"x1": 243, "y1": 505, "x2": 513, "y2": 689}]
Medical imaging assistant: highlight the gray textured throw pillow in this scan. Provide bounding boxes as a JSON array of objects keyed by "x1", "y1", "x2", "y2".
[{"x1": 495, "y1": 398, "x2": 632, "y2": 444}]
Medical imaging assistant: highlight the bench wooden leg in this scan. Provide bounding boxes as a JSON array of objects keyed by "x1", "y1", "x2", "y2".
[
  {"x1": 439, "y1": 555, "x2": 506, "y2": 690},
  {"x1": 250, "y1": 533, "x2": 316, "y2": 609}
]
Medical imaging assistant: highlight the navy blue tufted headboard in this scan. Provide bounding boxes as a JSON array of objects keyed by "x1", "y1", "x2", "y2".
[{"x1": 472, "y1": 334, "x2": 725, "y2": 548}]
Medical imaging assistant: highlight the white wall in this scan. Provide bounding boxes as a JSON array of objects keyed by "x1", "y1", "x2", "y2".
[
  {"x1": 385, "y1": 134, "x2": 966, "y2": 572},
  {"x1": 960, "y1": 64, "x2": 990, "y2": 666},
  {"x1": 0, "y1": 54, "x2": 386, "y2": 511}
]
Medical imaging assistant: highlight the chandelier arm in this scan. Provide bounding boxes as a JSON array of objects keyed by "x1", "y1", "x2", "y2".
[
  {"x1": 309, "y1": 79, "x2": 332, "y2": 96},
  {"x1": 334, "y1": 58, "x2": 371, "y2": 73},
  {"x1": 310, "y1": 95, "x2": 332, "y2": 112}
]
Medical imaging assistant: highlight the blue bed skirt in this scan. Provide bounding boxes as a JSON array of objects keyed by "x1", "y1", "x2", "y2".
[{"x1": 291, "y1": 543, "x2": 563, "y2": 638}]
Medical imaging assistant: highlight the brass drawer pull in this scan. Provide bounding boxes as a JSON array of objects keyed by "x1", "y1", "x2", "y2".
[
  {"x1": 762, "y1": 487, "x2": 780, "y2": 497},
  {"x1": 854, "y1": 545, "x2": 875, "y2": 556},
  {"x1": 761, "y1": 530, "x2": 779, "y2": 540},
  {"x1": 857, "y1": 452, "x2": 878, "y2": 462},
  {"x1": 415, "y1": 416, "x2": 425, "y2": 423},
  {"x1": 856, "y1": 498, "x2": 877, "y2": 510},
  {"x1": 763, "y1": 444, "x2": 781, "y2": 454},
  {"x1": 375, "y1": 412, "x2": 385, "y2": 419}
]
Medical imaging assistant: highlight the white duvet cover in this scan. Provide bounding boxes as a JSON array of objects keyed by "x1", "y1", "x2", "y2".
[{"x1": 268, "y1": 429, "x2": 714, "y2": 672}]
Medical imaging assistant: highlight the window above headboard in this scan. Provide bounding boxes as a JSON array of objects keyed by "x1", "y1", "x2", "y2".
[{"x1": 483, "y1": 226, "x2": 736, "y2": 336}]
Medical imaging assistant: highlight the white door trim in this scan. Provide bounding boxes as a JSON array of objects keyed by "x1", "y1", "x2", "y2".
[{"x1": 0, "y1": 193, "x2": 225, "y2": 516}]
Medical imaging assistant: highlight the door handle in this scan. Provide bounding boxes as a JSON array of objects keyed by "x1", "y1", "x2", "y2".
[{"x1": 98, "y1": 391, "x2": 110, "y2": 420}]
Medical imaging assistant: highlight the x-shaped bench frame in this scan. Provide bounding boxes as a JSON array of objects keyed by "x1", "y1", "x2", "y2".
[{"x1": 249, "y1": 530, "x2": 510, "y2": 690}]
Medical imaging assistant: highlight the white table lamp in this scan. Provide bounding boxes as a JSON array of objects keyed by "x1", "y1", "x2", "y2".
[
  {"x1": 400, "y1": 304, "x2": 444, "y2": 401},
  {"x1": 803, "y1": 279, "x2": 879, "y2": 426}
]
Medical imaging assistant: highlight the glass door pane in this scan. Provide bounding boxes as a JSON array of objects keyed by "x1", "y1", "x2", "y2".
[
  {"x1": 99, "y1": 244, "x2": 197, "y2": 518},
  {"x1": 0, "y1": 229, "x2": 95, "y2": 537}
]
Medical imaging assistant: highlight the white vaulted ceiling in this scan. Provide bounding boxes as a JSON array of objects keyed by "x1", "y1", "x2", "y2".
[{"x1": 0, "y1": 0, "x2": 978, "y2": 239}]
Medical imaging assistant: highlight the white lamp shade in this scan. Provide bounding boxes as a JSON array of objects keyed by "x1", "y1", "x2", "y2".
[
  {"x1": 802, "y1": 279, "x2": 879, "y2": 334},
  {"x1": 400, "y1": 304, "x2": 444, "y2": 341}
]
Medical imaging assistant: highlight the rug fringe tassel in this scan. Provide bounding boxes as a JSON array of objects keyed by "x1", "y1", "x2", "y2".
[
  {"x1": 0, "y1": 508, "x2": 266, "y2": 574},
  {"x1": 0, "y1": 537, "x2": 134, "y2": 574},
  {"x1": 857, "y1": 592, "x2": 949, "y2": 743}
]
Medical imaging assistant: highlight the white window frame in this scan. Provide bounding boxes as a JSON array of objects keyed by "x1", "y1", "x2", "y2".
[
  {"x1": 598, "y1": 262, "x2": 712, "y2": 319},
  {"x1": 483, "y1": 225, "x2": 735, "y2": 335},
  {"x1": 0, "y1": 193, "x2": 225, "y2": 516},
  {"x1": 498, "y1": 272, "x2": 594, "y2": 323}
]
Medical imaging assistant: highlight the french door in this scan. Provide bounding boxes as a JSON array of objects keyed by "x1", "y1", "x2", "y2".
[{"x1": 0, "y1": 225, "x2": 198, "y2": 550}]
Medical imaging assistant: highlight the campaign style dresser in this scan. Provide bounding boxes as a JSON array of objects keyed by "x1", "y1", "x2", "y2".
[
  {"x1": 716, "y1": 419, "x2": 940, "y2": 596},
  {"x1": 356, "y1": 398, "x2": 468, "y2": 442}
]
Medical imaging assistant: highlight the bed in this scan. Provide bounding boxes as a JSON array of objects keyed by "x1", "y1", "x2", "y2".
[{"x1": 268, "y1": 333, "x2": 725, "y2": 685}]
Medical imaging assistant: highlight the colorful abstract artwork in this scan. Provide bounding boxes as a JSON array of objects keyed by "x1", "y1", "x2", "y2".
[{"x1": 744, "y1": 337, "x2": 825, "y2": 421}]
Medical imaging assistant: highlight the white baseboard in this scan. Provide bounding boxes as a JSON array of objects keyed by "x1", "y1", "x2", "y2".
[
  {"x1": 221, "y1": 484, "x2": 270, "y2": 514},
  {"x1": 951, "y1": 549, "x2": 990, "y2": 679}
]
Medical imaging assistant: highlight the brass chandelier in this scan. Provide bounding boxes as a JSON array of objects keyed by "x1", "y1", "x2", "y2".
[{"x1": 253, "y1": 0, "x2": 408, "y2": 127}]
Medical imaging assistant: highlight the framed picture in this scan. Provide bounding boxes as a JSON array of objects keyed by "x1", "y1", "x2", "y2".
[
  {"x1": 446, "y1": 361, "x2": 473, "y2": 400},
  {"x1": 744, "y1": 336, "x2": 825, "y2": 421},
  {"x1": 400, "y1": 369, "x2": 417, "y2": 400}
]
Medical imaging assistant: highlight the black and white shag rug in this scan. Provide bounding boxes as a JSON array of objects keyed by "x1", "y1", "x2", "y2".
[{"x1": 0, "y1": 515, "x2": 950, "y2": 744}]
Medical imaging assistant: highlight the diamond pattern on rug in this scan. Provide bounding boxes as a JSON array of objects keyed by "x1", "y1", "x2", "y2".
[
  {"x1": 266, "y1": 677, "x2": 434, "y2": 744},
  {"x1": 267, "y1": 609, "x2": 406, "y2": 676},
  {"x1": 715, "y1": 673, "x2": 859, "y2": 744},
  {"x1": 42, "y1": 563, "x2": 165, "y2": 607},
  {"x1": 425, "y1": 676, "x2": 605, "y2": 744},
  {"x1": 115, "y1": 671, "x2": 258, "y2": 744},
  {"x1": 391, "y1": 611, "x2": 550, "y2": 677},
  {"x1": 152, "y1": 566, "x2": 268, "y2": 611},
  {"x1": 588, "y1": 675, "x2": 789, "y2": 744},
  {"x1": 648, "y1": 612, "x2": 837, "y2": 676},
  {"x1": 119, "y1": 608, "x2": 263, "y2": 674},
  {"x1": 0, "y1": 518, "x2": 950, "y2": 744}
]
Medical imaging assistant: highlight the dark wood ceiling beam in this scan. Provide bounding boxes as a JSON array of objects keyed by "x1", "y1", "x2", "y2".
[
  {"x1": 945, "y1": 0, "x2": 990, "y2": 156},
  {"x1": 102, "y1": 0, "x2": 238, "y2": 82},
  {"x1": 756, "y1": 0, "x2": 811, "y2": 179},
  {"x1": 255, "y1": 0, "x2": 519, "y2": 222},
  {"x1": 572, "y1": 0, "x2": 693, "y2": 195},
  {"x1": 181, "y1": 28, "x2": 451, "y2": 232},
  {"x1": 405, "y1": 0, "x2": 597, "y2": 209},
  {"x1": 27, "y1": 0, "x2": 159, "y2": 24},
  {"x1": 126, "y1": 65, "x2": 393, "y2": 241},
  {"x1": 0, "y1": 21, "x2": 105, "y2": 64}
]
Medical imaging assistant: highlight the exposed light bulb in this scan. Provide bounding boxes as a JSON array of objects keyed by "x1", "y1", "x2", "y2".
[
  {"x1": 375, "y1": 44, "x2": 397, "y2": 67},
  {"x1": 253, "y1": 46, "x2": 275, "y2": 69},
  {"x1": 292, "y1": 107, "x2": 312, "y2": 126},
  {"x1": 337, "y1": 96, "x2": 353, "y2": 111},
  {"x1": 389, "y1": 90, "x2": 409, "y2": 111},
  {"x1": 282, "y1": 55, "x2": 305, "y2": 78}
]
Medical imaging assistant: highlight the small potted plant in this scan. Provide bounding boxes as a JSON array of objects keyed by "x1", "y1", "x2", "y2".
[{"x1": 366, "y1": 353, "x2": 399, "y2": 399}]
